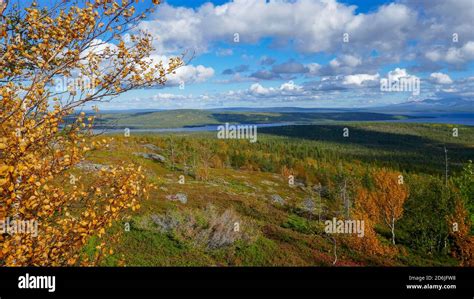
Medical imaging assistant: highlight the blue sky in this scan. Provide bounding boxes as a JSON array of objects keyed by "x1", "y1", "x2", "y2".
[
  {"x1": 98, "y1": 0, "x2": 474, "y2": 110},
  {"x1": 166, "y1": 0, "x2": 393, "y2": 13}
]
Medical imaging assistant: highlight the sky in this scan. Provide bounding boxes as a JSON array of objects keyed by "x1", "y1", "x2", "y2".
[{"x1": 96, "y1": 0, "x2": 474, "y2": 110}]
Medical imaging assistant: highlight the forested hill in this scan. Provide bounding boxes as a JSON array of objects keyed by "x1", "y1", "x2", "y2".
[{"x1": 88, "y1": 109, "x2": 412, "y2": 129}]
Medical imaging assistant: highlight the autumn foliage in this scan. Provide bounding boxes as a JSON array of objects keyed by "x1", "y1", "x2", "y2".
[
  {"x1": 344, "y1": 169, "x2": 408, "y2": 259},
  {"x1": 345, "y1": 188, "x2": 392, "y2": 258},
  {"x1": 0, "y1": 0, "x2": 182, "y2": 266},
  {"x1": 448, "y1": 201, "x2": 474, "y2": 266},
  {"x1": 366, "y1": 169, "x2": 408, "y2": 245}
]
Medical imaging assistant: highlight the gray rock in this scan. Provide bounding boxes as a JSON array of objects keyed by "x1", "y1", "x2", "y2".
[
  {"x1": 142, "y1": 144, "x2": 162, "y2": 152},
  {"x1": 150, "y1": 214, "x2": 179, "y2": 232},
  {"x1": 76, "y1": 161, "x2": 110, "y2": 172},
  {"x1": 302, "y1": 197, "x2": 316, "y2": 213},
  {"x1": 270, "y1": 194, "x2": 285, "y2": 205},
  {"x1": 294, "y1": 179, "x2": 306, "y2": 187},
  {"x1": 166, "y1": 193, "x2": 188, "y2": 204},
  {"x1": 133, "y1": 152, "x2": 166, "y2": 163}
]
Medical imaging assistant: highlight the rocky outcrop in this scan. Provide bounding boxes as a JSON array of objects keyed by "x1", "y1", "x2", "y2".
[
  {"x1": 165, "y1": 193, "x2": 188, "y2": 204},
  {"x1": 270, "y1": 194, "x2": 285, "y2": 205},
  {"x1": 75, "y1": 161, "x2": 111, "y2": 172},
  {"x1": 133, "y1": 152, "x2": 166, "y2": 163}
]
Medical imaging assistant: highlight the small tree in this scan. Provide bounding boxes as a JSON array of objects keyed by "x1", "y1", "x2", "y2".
[
  {"x1": 453, "y1": 160, "x2": 474, "y2": 230},
  {"x1": 0, "y1": 0, "x2": 182, "y2": 266},
  {"x1": 447, "y1": 200, "x2": 474, "y2": 266},
  {"x1": 344, "y1": 187, "x2": 393, "y2": 258},
  {"x1": 369, "y1": 169, "x2": 408, "y2": 245}
]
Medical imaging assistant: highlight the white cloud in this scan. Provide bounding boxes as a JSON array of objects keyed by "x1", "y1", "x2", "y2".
[
  {"x1": 403, "y1": 0, "x2": 474, "y2": 46},
  {"x1": 138, "y1": 0, "x2": 417, "y2": 55},
  {"x1": 343, "y1": 73, "x2": 380, "y2": 86},
  {"x1": 425, "y1": 50, "x2": 442, "y2": 62},
  {"x1": 324, "y1": 54, "x2": 364, "y2": 75},
  {"x1": 385, "y1": 68, "x2": 419, "y2": 82},
  {"x1": 104, "y1": 0, "x2": 473, "y2": 109},
  {"x1": 81, "y1": 39, "x2": 117, "y2": 58},
  {"x1": 249, "y1": 83, "x2": 272, "y2": 96},
  {"x1": 430, "y1": 72, "x2": 453, "y2": 84},
  {"x1": 130, "y1": 0, "x2": 474, "y2": 75},
  {"x1": 306, "y1": 63, "x2": 321, "y2": 76},
  {"x1": 446, "y1": 42, "x2": 474, "y2": 64},
  {"x1": 140, "y1": 54, "x2": 214, "y2": 86},
  {"x1": 335, "y1": 54, "x2": 362, "y2": 68},
  {"x1": 280, "y1": 81, "x2": 303, "y2": 92},
  {"x1": 346, "y1": 3, "x2": 417, "y2": 51},
  {"x1": 425, "y1": 41, "x2": 474, "y2": 64},
  {"x1": 151, "y1": 93, "x2": 189, "y2": 100},
  {"x1": 167, "y1": 64, "x2": 215, "y2": 86},
  {"x1": 99, "y1": 72, "x2": 473, "y2": 110},
  {"x1": 249, "y1": 81, "x2": 305, "y2": 97}
]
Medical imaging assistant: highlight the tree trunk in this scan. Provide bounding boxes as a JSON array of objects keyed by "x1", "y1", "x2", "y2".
[
  {"x1": 391, "y1": 217, "x2": 396, "y2": 245},
  {"x1": 318, "y1": 192, "x2": 321, "y2": 223}
]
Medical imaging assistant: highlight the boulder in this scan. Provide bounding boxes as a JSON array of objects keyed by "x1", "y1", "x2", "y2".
[
  {"x1": 142, "y1": 144, "x2": 162, "y2": 152},
  {"x1": 166, "y1": 193, "x2": 188, "y2": 204},
  {"x1": 133, "y1": 152, "x2": 166, "y2": 163},
  {"x1": 75, "y1": 161, "x2": 110, "y2": 172},
  {"x1": 302, "y1": 197, "x2": 316, "y2": 213},
  {"x1": 270, "y1": 194, "x2": 285, "y2": 205}
]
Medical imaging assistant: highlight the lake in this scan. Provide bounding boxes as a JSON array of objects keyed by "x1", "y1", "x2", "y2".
[{"x1": 384, "y1": 113, "x2": 474, "y2": 126}]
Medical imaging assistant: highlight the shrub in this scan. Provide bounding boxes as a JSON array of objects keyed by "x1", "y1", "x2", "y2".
[{"x1": 142, "y1": 205, "x2": 259, "y2": 250}]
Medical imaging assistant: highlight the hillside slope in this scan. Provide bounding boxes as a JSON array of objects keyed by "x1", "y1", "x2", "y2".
[{"x1": 74, "y1": 123, "x2": 473, "y2": 266}]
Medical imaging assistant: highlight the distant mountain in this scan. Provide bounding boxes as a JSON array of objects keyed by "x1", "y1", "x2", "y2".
[
  {"x1": 83, "y1": 97, "x2": 472, "y2": 116},
  {"x1": 370, "y1": 98, "x2": 474, "y2": 113}
]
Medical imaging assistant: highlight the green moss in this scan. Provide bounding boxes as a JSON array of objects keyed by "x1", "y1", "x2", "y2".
[
  {"x1": 282, "y1": 214, "x2": 312, "y2": 234},
  {"x1": 116, "y1": 228, "x2": 212, "y2": 266},
  {"x1": 234, "y1": 237, "x2": 279, "y2": 266}
]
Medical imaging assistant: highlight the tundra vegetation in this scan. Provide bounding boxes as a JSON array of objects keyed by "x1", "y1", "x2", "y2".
[{"x1": 82, "y1": 123, "x2": 472, "y2": 266}]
